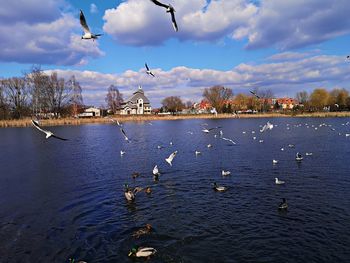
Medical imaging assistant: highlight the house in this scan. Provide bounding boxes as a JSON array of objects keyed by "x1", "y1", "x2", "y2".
[
  {"x1": 120, "y1": 86, "x2": 152, "y2": 115},
  {"x1": 276, "y1": 98, "x2": 299, "y2": 109},
  {"x1": 78, "y1": 107, "x2": 101, "y2": 118}
]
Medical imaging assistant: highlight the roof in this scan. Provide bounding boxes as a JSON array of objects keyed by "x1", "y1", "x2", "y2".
[{"x1": 122, "y1": 88, "x2": 150, "y2": 105}]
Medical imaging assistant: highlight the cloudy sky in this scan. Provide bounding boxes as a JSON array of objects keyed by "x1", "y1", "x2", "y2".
[{"x1": 1, "y1": 0, "x2": 350, "y2": 107}]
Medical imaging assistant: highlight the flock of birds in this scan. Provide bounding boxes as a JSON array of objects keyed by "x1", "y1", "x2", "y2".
[
  {"x1": 28, "y1": 1, "x2": 350, "y2": 261},
  {"x1": 30, "y1": 116, "x2": 350, "y2": 261}
]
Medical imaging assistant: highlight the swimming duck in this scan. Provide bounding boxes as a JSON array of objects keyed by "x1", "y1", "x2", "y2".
[
  {"x1": 128, "y1": 247, "x2": 157, "y2": 258},
  {"x1": 132, "y1": 224, "x2": 153, "y2": 238},
  {"x1": 272, "y1": 159, "x2": 278, "y2": 164},
  {"x1": 124, "y1": 184, "x2": 142, "y2": 201},
  {"x1": 145, "y1": 187, "x2": 152, "y2": 194},
  {"x1": 212, "y1": 182, "x2": 227, "y2": 192},
  {"x1": 278, "y1": 198, "x2": 288, "y2": 210},
  {"x1": 195, "y1": 150, "x2": 201, "y2": 155},
  {"x1": 295, "y1": 152, "x2": 303, "y2": 161},
  {"x1": 132, "y1": 172, "x2": 140, "y2": 179}
]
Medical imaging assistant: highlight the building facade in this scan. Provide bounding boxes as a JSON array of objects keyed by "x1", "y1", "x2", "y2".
[{"x1": 120, "y1": 86, "x2": 152, "y2": 115}]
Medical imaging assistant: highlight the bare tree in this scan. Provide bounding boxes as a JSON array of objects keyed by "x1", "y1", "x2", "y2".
[
  {"x1": 27, "y1": 66, "x2": 48, "y2": 116},
  {"x1": 295, "y1": 91, "x2": 309, "y2": 104},
  {"x1": 1, "y1": 77, "x2": 29, "y2": 119},
  {"x1": 161, "y1": 96, "x2": 185, "y2": 113},
  {"x1": 202, "y1": 85, "x2": 233, "y2": 113},
  {"x1": 68, "y1": 75, "x2": 84, "y2": 116},
  {"x1": 0, "y1": 84, "x2": 9, "y2": 119},
  {"x1": 105, "y1": 85, "x2": 123, "y2": 114}
]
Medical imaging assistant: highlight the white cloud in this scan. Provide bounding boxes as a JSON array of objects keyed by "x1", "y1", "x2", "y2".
[
  {"x1": 45, "y1": 53, "x2": 350, "y2": 106},
  {"x1": 0, "y1": 0, "x2": 104, "y2": 65},
  {"x1": 103, "y1": 0, "x2": 257, "y2": 46},
  {"x1": 234, "y1": 0, "x2": 350, "y2": 49}
]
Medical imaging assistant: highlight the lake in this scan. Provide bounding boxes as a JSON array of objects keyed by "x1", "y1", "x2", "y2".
[{"x1": 0, "y1": 117, "x2": 350, "y2": 262}]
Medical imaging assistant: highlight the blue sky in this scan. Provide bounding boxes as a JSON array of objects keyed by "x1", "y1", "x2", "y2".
[{"x1": 1, "y1": 0, "x2": 350, "y2": 107}]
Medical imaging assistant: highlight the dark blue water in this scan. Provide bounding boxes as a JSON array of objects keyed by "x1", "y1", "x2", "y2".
[{"x1": 1, "y1": 118, "x2": 350, "y2": 263}]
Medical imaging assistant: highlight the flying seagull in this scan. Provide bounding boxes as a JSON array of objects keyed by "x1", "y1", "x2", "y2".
[
  {"x1": 165, "y1": 150, "x2": 177, "y2": 166},
  {"x1": 149, "y1": 0, "x2": 178, "y2": 32},
  {"x1": 31, "y1": 120, "x2": 68, "y2": 141},
  {"x1": 120, "y1": 128, "x2": 130, "y2": 142},
  {"x1": 250, "y1": 90, "x2": 260, "y2": 99},
  {"x1": 260, "y1": 121, "x2": 274, "y2": 132},
  {"x1": 80, "y1": 9, "x2": 102, "y2": 40},
  {"x1": 145, "y1": 63, "x2": 155, "y2": 77},
  {"x1": 109, "y1": 117, "x2": 122, "y2": 127},
  {"x1": 202, "y1": 126, "x2": 222, "y2": 133}
]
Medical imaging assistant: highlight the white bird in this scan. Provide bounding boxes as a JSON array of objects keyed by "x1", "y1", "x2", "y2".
[
  {"x1": 153, "y1": 165, "x2": 160, "y2": 176},
  {"x1": 31, "y1": 120, "x2": 67, "y2": 141},
  {"x1": 149, "y1": 0, "x2": 178, "y2": 32},
  {"x1": 305, "y1": 152, "x2": 313, "y2": 156},
  {"x1": 222, "y1": 170, "x2": 231, "y2": 176},
  {"x1": 253, "y1": 137, "x2": 256, "y2": 140},
  {"x1": 207, "y1": 144, "x2": 212, "y2": 148},
  {"x1": 157, "y1": 145, "x2": 163, "y2": 149},
  {"x1": 165, "y1": 151, "x2": 177, "y2": 166},
  {"x1": 145, "y1": 63, "x2": 155, "y2": 77},
  {"x1": 80, "y1": 10, "x2": 102, "y2": 40},
  {"x1": 272, "y1": 159, "x2": 278, "y2": 164},
  {"x1": 260, "y1": 121, "x2": 274, "y2": 132},
  {"x1": 219, "y1": 130, "x2": 223, "y2": 137},
  {"x1": 120, "y1": 150, "x2": 125, "y2": 156},
  {"x1": 259, "y1": 139, "x2": 264, "y2": 143},
  {"x1": 187, "y1": 131, "x2": 194, "y2": 135},
  {"x1": 281, "y1": 148, "x2": 285, "y2": 151},
  {"x1": 222, "y1": 137, "x2": 236, "y2": 145},
  {"x1": 346, "y1": 134, "x2": 350, "y2": 137},
  {"x1": 275, "y1": 178, "x2": 285, "y2": 185},
  {"x1": 170, "y1": 141, "x2": 173, "y2": 145},
  {"x1": 195, "y1": 150, "x2": 201, "y2": 155}
]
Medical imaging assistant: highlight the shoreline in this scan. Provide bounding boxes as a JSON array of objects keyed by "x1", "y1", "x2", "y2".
[{"x1": 1, "y1": 112, "x2": 350, "y2": 128}]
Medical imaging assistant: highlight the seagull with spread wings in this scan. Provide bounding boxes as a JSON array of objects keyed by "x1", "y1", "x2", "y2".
[
  {"x1": 145, "y1": 63, "x2": 155, "y2": 77},
  {"x1": 149, "y1": 0, "x2": 178, "y2": 32},
  {"x1": 31, "y1": 120, "x2": 68, "y2": 141},
  {"x1": 165, "y1": 151, "x2": 177, "y2": 166},
  {"x1": 80, "y1": 10, "x2": 102, "y2": 40}
]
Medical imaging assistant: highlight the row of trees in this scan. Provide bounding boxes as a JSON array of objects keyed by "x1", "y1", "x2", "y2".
[
  {"x1": 161, "y1": 86, "x2": 350, "y2": 114},
  {"x1": 0, "y1": 67, "x2": 83, "y2": 119}
]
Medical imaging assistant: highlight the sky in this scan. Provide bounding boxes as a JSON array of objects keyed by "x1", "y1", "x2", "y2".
[{"x1": 1, "y1": 0, "x2": 350, "y2": 107}]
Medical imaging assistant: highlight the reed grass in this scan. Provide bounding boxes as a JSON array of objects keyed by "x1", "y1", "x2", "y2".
[{"x1": 0, "y1": 112, "x2": 349, "y2": 128}]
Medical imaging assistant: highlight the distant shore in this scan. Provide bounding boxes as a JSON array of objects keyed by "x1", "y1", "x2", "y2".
[{"x1": 1, "y1": 112, "x2": 350, "y2": 128}]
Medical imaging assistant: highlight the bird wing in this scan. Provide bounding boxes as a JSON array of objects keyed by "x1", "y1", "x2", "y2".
[
  {"x1": 168, "y1": 151, "x2": 177, "y2": 161},
  {"x1": 120, "y1": 128, "x2": 130, "y2": 142},
  {"x1": 80, "y1": 10, "x2": 91, "y2": 34},
  {"x1": 150, "y1": 71, "x2": 155, "y2": 77},
  {"x1": 145, "y1": 63, "x2": 150, "y2": 71},
  {"x1": 51, "y1": 134, "x2": 68, "y2": 141},
  {"x1": 31, "y1": 120, "x2": 51, "y2": 135},
  {"x1": 149, "y1": 0, "x2": 169, "y2": 8},
  {"x1": 170, "y1": 11, "x2": 178, "y2": 32}
]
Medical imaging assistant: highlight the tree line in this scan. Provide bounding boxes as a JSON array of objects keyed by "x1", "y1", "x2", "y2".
[
  {"x1": 0, "y1": 67, "x2": 83, "y2": 120},
  {"x1": 161, "y1": 86, "x2": 350, "y2": 114}
]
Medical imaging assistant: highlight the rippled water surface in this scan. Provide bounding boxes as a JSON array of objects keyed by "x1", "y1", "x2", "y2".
[{"x1": 1, "y1": 117, "x2": 350, "y2": 263}]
